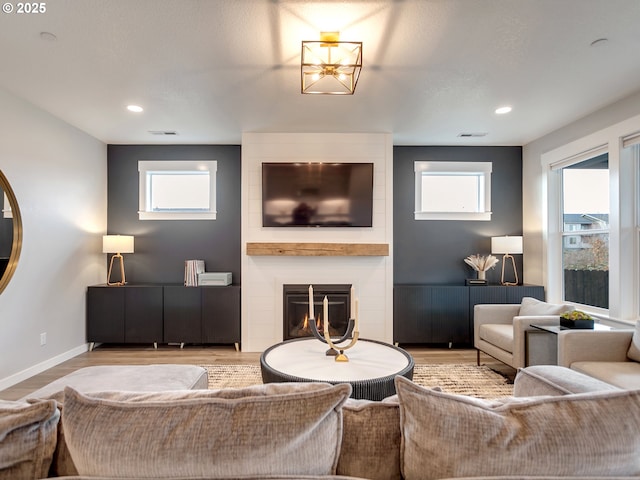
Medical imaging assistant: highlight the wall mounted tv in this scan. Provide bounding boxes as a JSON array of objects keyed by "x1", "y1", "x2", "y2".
[{"x1": 262, "y1": 162, "x2": 374, "y2": 227}]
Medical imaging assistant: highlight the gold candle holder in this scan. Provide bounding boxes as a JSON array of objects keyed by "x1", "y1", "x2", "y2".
[
  {"x1": 324, "y1": 327, "x2": 359, "y2": 362},
  {"x1": 307, "y1": 287, "x2": 360, "y2": 362}
]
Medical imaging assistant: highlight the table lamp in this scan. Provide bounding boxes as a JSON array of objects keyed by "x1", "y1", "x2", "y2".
[
  {"x1": 103, "y1": 235, "x2": 134, "y2": 286},
  {"x1": 491, "y1": 235, "x2": 523, "y2": 286}
]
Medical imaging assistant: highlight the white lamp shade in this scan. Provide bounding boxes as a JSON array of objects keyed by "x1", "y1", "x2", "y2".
[
  {"x1": 103, "y1": 235, "x2": 134, "y2": 254},
  {"x1": 491, "y1": 236, "x2": 523, "y2": 255}
]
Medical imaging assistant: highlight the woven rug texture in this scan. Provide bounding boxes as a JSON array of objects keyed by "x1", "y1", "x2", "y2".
[{"x1": 201, "y1": 363, "x2": 513, "y2": 399}]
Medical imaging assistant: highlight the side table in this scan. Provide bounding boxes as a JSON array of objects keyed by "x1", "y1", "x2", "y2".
[{"x1": 526, "y1": 323, "x2": 613, "y2": 366}]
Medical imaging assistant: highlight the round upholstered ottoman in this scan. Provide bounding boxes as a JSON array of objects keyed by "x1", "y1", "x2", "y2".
[{"x1": 21, "y1": 364, "x2": 208, "y2": 477}]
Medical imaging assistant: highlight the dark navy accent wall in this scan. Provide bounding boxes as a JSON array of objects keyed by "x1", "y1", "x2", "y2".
[
  {"x1": 393, "y1": 146, "x2": 523, "y2": 285},
  {"x1": 107, "y1": 145, "x2": 241, "y2": 284}
]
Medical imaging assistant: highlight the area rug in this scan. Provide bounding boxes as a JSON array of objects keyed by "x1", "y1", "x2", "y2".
[{"x1": 201, "y1": 363, "x2": 513, "y2": 399}]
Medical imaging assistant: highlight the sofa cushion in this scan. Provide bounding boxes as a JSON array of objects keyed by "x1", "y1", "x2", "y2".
[
  {"x1": 514, "y1": 365, "x2": 620, "y2": 396},
  {"x1": 626, "y1": 320, "x2": 640, "y2": 362},
  {"x1": 62, "y1": 382, "x2": 351, "y2": 479},
  {"x1": 571, "y1": 361, "x2": 640, "y2": 389},
  {"x1": 0, "y1": 398, "x2": 59, "y2": 480},
  {"x1": 338, "y1": 397, "x2": 401, "y2": 480},
  {"x1": 478, "y1": 324, "x2": 513, "y2": 353},
  {"x1": 395, "y1": 375, "x2": 640, "y2": 480},
  {"x1": 518, "y1": 296, "x2": 573, "y2": 316}
]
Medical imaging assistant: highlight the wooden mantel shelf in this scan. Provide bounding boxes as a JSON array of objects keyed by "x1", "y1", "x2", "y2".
[{"x1": 246, "y1": 242, "x2": 389, "y2": 257}]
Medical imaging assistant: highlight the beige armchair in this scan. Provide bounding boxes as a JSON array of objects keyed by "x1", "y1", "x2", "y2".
[{"x1": 474, "y1": 297, "x2": 574, "y2": 370}]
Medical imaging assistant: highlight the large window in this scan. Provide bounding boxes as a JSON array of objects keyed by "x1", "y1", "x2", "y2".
[
  {"x1": 622, "y1": 137, "x2": 640, "y2": 318},
  {"x1": 560, "y1": 154, "x2": 609, "y2": 309},
  {"x1": 414, "y1": 161, "x2": 492, "y2": 220},
  {"x1": 138, "y1": 160, "x2": 217, "y2": 220},
  {"x1": 543, "y1": 116, "x2": 640, "y2": 324}
]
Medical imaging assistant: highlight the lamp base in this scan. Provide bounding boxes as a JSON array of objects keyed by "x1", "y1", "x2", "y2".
[
  {"x1": 500, "y1": 253, "x2": 519, "y2": 286},
  {"x1": 107, "y1": 253, "x2": 127, "y2": 286}
]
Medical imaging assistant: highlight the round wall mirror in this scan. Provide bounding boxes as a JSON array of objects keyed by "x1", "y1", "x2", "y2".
[{"x1": 0, "y1": 170, "x2": 22, "y2": 295}]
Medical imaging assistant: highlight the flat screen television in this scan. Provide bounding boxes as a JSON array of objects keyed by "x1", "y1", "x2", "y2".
[{"x1": 262, "y1": 162, "x2": 374, "y2": 227}]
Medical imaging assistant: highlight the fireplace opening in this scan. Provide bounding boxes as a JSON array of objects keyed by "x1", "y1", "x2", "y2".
[{"x1": 283, "y1": 284, "x2": 351, "y2": 341}]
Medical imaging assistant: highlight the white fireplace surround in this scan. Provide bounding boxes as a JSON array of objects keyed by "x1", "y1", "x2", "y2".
[{"x1": 241, "y1": 132, "x2": 394, "y2": 352}]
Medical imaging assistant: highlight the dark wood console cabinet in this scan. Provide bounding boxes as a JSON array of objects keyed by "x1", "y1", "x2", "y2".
[
  {"x1": 164, "y1": 286, "x2": 241, "y2": 347},
  {"x1": 393, "y1": 284, "x2": 545, "y2": 346},
  {"x1": 87, "y1": 284, "x2": 240, "y2": 349}
]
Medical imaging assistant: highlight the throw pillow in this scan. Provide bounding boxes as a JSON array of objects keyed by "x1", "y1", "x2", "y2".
[
  {"x1": 62, "y1": 382, "x2": 351, "y2": 479},
  {"x1": 627, "y1": 320, "x2": 640, "y2": 362},
  {"x1": 338, "y1": 398, "x2": 401, "y2": 480},
  {"x1": 0, "y1": 398, "x2": 59, "y2": 480},
  {"x1": 518, "y1": 296, "x2": 573, "y2": 316},
  {"x1": 395, "y1": 375, "x2": 640, "y2": 480}
]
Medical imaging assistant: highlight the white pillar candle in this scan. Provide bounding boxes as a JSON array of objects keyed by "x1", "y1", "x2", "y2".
[
  {"x1": 350, "y1": 285, "x2": 356, "y2": 319},
  {"x1": 323, "y1": 296, "x2": 329, "y2": 334},
  {"x1": 308, "y1": 285, "x2": 314, "y2": 319},
  {"x1": 355, "y1": 298, "x2": 359, "y2": 331}
]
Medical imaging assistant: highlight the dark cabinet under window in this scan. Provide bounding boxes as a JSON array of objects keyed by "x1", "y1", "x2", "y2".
[
  {"x1": 87, "y1": 284, "x2": 240, "y2": 349},
  {"x1": 393, "y1": 284, "x2": 544, "y2": 346}
]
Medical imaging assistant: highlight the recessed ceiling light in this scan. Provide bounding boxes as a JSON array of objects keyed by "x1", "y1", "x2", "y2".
[
  {"x1": 590, "y1": 38, "x2": 608, "y2": 48},
  {"x1": 458, "y1": 132, "x2": 488, "y2": 138},
  {"x1": 495, "y1": 106, "x2": 512, "y2": 115},
  {"x1": 126, "y1": 105, "x2": 144, "y2": 113},
  {"x1": 148, "y1": 130, "x2": 178, "y2": 136},
  {"x1": 39, "y1": 31, "x2": 57, "y2": 41}
]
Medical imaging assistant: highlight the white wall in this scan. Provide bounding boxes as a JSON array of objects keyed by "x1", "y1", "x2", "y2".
[
  {"x1": 0, "y1": 88, "x2": 107, "y2": 390},
  {"x1": 241, "y1": 133, "x2": 393, "y2": 352},
  {"x1": 523, "y1": 90, "x2": 640, "y2": 286}
]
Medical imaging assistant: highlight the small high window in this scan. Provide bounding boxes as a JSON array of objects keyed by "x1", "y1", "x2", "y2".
[
  {"x1": 138, "y1": 160, "x2": 217, "y2": 220},
  {"x1": 414, "y1": 161, "x2": 492, "y2": 220}
]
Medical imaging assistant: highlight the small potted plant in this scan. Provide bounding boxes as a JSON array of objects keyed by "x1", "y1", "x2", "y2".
[{"x1": 560, "y1": 310, "x2": 594, "y2": 329}]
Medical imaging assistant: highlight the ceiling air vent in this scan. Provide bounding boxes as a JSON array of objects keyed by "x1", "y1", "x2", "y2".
[
  {"x1": 458, "y1": 132, "x2": 488, "y2": 138},
  {"x1": 148, "y1": 130, "x2": 178, "y2": 136}
]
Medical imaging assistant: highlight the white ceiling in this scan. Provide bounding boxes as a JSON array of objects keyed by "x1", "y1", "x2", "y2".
[{"x1": 1, "y1": 0, "x2": 640, "y2": 146}]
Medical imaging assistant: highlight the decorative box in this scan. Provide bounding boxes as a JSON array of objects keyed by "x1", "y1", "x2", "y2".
[{"x1": 560, "y1": 317, "x2": 594, "y2": 329}]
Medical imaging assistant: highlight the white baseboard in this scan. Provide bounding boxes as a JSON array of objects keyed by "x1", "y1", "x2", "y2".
[{"x1": 0, "y1": 343, "x2": 89, "y2": 392}]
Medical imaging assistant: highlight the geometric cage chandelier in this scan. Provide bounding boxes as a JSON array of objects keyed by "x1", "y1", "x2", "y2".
[{"x1": 301, "y1": 32, "x2": 362, "y2": 95}]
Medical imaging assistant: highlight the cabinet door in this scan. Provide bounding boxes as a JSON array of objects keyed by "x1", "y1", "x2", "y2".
[
  {"x1": 125, "y1": 286, "x2": 163, "y2": 343},
  {"x1": 201, "y1": 286, "x2": 240, "y2": 344},
  {"x1": 429, "y1": 286, "x2": 469, "y2": 344},
  {"x1": 163, "y1": 286, "x2": 202, "y2": 343},
  {"x1": 87, "y1": 286, "x2": 125, "y2": 343},
  {"x1": 393, "y1": 286, "x2": 431, "y2": 343}
]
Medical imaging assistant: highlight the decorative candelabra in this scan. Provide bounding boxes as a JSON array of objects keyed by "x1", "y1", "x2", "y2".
[{"x1": 307, "y1": 285, "x2": 359, "y2": 362}]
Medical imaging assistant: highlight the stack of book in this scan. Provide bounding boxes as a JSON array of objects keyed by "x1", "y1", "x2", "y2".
[{"x1": 184, "y1": 260, "x2": 205, "y2": 286}]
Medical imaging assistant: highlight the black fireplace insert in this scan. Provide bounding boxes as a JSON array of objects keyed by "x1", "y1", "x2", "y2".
[{"x1": 283, "y1": 284, "x2": 351, "y2": 340}]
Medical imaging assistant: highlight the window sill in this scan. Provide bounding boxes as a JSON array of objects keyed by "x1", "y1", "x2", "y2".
[
  {"x1": 138, "y1": 211, "x2": 217, "y2": 221},
  {"x1": 414, "y1": 212, "x2": 492, "y2": 221}
]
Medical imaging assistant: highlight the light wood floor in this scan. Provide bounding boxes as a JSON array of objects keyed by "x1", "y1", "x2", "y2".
[{"x1": 0, "y1": 344, "x2": 515, "y2": 401}]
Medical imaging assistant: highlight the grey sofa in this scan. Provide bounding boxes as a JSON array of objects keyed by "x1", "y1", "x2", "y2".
[{"x1": 3, "y1": 364, "x2": 640, "y2": 480}]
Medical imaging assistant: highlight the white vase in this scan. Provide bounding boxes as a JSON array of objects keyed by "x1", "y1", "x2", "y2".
[{"x1": 477, "y1": 270, "x2": 486, "y2": 280}]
